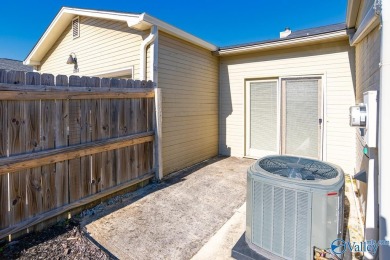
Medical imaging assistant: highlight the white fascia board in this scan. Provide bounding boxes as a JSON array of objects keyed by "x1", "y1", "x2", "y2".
[
  {"x1": 217, "y1": 31, "x2": 348, "y2": 56},
  {"x1": 346, "y1": 0, "x2": 362, "y2": 28},
  {"x1": 24, "y1": 7, "x2": 67, "y2": 65},
  {"x1": 141, "y1": 13, "x2": 217, "y2": 51},
  {"x1": 62, "y1": 7, "x2": 139, "y2": 21}
]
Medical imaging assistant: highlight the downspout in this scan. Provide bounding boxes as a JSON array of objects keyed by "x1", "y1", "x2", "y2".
[
  {"x1": 140, "y1": 25, "x2": 158, "y2": 80},
  {"x1": 379, "y1": 0, "x2": 390, "y2": 257}
]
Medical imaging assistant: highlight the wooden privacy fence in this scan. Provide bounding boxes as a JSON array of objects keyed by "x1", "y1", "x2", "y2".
[{"x1": 0, "y1": 70, "x2": 162, "y2": 240}]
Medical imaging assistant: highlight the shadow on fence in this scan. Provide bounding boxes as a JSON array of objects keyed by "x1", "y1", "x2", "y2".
[{"x1": 0, "y1": 69, "x2": 161, "y2": 240}]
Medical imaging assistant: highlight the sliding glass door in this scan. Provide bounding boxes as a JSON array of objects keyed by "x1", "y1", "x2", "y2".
[{"x1": 246, "y1": 78, "x2": 322, "y2": 159}]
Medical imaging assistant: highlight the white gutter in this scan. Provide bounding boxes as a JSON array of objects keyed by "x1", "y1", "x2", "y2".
[
  {"x1": 217, "y1": 31, "x2": 347, "y2": 56},
  {"x1": 350, "y1": 5, "x2": 381, "y2": 46},
  {"x1": 379, "y1": 0, "x2": 390, "y2": 258},
  {"x1": 140, "y1": 25, "x2": 158, "y2": 81},
  {"x1": 346, "y1": 0, "x2": 362, "y2": 28}
]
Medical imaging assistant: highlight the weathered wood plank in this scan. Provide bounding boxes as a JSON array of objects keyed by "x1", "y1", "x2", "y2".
[
  {"x1": 0, "y1": 132, "x2": 154, "y2": 175},
  {"x1": 0, "y1": 83, "x2": 155, "y2": 100},
  {"x1": 24, "y1": 72, "x2": 43, "y2": 223},
  {"x1": 89, "y1": 77, "x2": 101, "y2": 194},
  {"x1": 110, "y1": 79, "x2": 120, "y2": 186},
  {"x1": 126, "y1": 80, "x2": 136, "y2": 181},
  {"x1": 118, "y1": 79, "x2": 128, "y2": 184},
  {"x1": 133, "y1": 81, "x2": 142, "y2": 180},
  {"x1": 55, "y1": 75, "x2": 69, "y2": 208},
  {"x1": 145, "y1": 82, "x2": 154, "y2": 174},
  {"x1": 0, "y1": 69, "x2": 9, "y2": 230},
  {"x1": 7, "y1": 71, "x2": 27, "y2": 229},
  {"x1": 79, "y1": 77, "x2": 91, "y2": 199},
  {"x1": 41, "y1": 74, "x2": 56, "y2": 212},
  {"x1": 100, "y1": 78, "x2": 113, "y2": 191},
  {"x1": 0, "y1": 172, "x2": 155, "y2": 240},
  {"x1": 68, "y1": 76, "x2": 82, "y2": 203},
  {"x1": 139, "y1": 80, "x2": 148, "y2": 176}
]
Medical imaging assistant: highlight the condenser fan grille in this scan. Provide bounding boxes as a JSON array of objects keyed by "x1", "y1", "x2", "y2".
[{"x1": 258, "y1": 156, "x2": 338, "y2": 180}]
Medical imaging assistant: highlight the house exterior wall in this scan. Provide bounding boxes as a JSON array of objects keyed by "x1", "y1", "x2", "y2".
[
  {"x1": 39, "y1": 16, "x2": 149, "y2": 78},
  {"x1": 158, "y1": 31, "x2": 219, "y2": 175},
  {"x1": 219, "y1": 40, "x2": 356, "y2": 174},
  {"x1": 353, "y1": 5, "x2": 381, "y2": 217}
]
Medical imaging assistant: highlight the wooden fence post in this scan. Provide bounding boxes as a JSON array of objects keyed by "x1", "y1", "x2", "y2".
[{"x1": 154, "y1": 88, "x2": 163, "y2": 180}]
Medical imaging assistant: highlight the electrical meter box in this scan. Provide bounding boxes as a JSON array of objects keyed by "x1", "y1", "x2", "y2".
[
  {"x1": 349, "y1": 104, "x2": 366, "y2": 127},
  {"x1": 349, "y1": 91, "x2": 377, "y2": 148}
]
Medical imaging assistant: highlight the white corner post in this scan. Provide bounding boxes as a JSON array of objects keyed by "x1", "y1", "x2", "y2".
[
  {"x1": 154, "y1": 88, "x2": 163, "y2": 180},
  {"x1": 151, "y1": 30, "x2": 163, "y2": 180},
  {"x1": 379, "y1": 0, "x2": 390, "y2": 258},
  {"x1": 139, "y1": 25, "x2": 162, "y2": 180}
]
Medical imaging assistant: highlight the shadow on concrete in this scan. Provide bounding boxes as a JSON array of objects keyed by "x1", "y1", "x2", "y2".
[{"x1": 80, "y1": 156, "x2": 232, "y2": 227}]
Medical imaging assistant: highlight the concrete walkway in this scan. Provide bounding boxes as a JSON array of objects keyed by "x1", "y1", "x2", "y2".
[
  {"x1": 81, "y1": 157, "x2": 255, "y2": 260},
  {"x1": 191, "y1": 203, "x2": 246, "y2": 260}
]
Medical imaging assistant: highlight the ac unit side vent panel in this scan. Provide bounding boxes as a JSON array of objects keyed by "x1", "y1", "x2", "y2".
[{"x1": 252, "y1": 180, "x2": 312, "y2": 259}]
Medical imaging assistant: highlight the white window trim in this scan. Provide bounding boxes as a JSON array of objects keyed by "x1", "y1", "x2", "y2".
[
  {"x1": 94, "y1": 67, "x2": 134, "y2": 79},
  {"x1": 72, "y1": 16, "x2": 80, "y2": 39}
]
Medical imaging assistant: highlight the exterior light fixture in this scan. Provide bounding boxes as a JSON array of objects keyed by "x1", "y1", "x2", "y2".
[{"x1": 67, "y1": 52, "x2": 79, "y2": 73}]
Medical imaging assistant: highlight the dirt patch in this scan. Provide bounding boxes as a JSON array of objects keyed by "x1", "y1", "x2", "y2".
[{"x1": 0, "y1": 219, "x2": 110, "y2": 259}]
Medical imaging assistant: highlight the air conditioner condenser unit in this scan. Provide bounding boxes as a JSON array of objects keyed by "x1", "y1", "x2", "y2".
[{"x1": 246, "y1": 155, "x2": 345, "y2": 259}]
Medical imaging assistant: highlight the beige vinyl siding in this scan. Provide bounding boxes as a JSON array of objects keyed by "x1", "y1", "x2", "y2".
[
  {"x1": 40, "y1": 16, "x2": 148, "y2": 77},
  {"x1": 219, "y1": 40, "x2": 356, "y2": 174},
  {"x1": 354, "y1": 25, "x2": 381, "y2": 217},
  {"x1": 158, "y1": 31, "x2": 218, "y2": 175}
]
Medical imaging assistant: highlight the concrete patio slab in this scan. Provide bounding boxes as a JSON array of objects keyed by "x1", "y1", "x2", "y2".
[{"x1": 81, "y1": 156, "x2": 255, "y2": 260}]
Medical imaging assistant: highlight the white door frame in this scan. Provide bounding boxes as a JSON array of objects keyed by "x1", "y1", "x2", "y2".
[{"x1": 245, "y1": 75, "x2": 325, "y2": 160}]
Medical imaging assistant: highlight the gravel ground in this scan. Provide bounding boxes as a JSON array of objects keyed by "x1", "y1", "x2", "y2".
[{"x1": 0, "y1": 219, "x2": 111, "y2": 260}]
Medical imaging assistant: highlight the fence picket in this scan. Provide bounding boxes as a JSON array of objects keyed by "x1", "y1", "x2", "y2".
[
  {"x1": 100, "y1": 78, "x2": 113, "y2": 191},
  {"x1": 25, "y1": 72, "x2": 43, "y2": 221},
  {"x1": 79, "y1": 77, "x2": 91, "y2": 197},
  {"x1": 0, "y1": 70, "x2": 9, "y2": 230},
  {"x1": 68, "y1": 76, "x2": 82, "y2": 203},
  {"x1": 41, "y1": 74, "x2": 56, "y2": 212},
  {"x1": 88, "y1": 77, "x2": 101, "y2": 194},
  {"x1": 7, "y1": 71, "x2": 27, "y2": 230},
  {"x1": 55, "y1": 75, "x2": 69, "y2": 208}
]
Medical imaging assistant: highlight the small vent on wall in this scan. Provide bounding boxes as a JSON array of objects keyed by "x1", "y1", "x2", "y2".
[{"x1": 72, "y1": 17, "x2": 80, "y2": 39}]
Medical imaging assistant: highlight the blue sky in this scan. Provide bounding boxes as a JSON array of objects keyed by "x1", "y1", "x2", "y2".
[{"x1": 0, "y1": 0, "x2": 347, "y2": 61}]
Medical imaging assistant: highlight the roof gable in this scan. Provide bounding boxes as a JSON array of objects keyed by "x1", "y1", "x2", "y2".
[{"x1": 24, "y1": 7, "x2": 217, "y2": 65}]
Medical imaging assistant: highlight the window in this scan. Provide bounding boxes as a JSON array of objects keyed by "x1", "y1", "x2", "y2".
[
  {"x1": 72, "y1": 17, "x2": 80, "y2": 39},
  {"x1": 95, "y1": 67, "x2": 134, "y2": 80}
]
